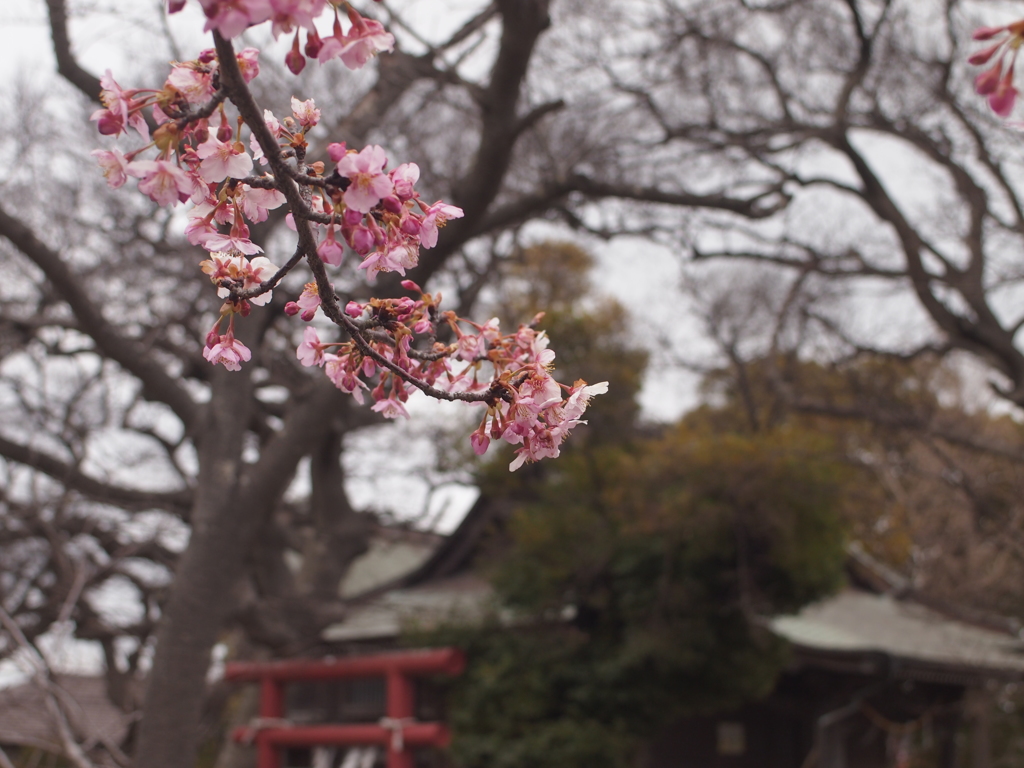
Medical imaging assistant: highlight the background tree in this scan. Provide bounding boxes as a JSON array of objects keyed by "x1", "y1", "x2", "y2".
[
  {"x1": 0, "y1": 1, "x2": 798, "y2": 766},
  {"x1": 5, "y1": 0, "x2": 1024, "y2": 766}
]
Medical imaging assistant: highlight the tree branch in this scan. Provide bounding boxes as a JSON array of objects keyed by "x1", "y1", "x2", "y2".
[
  {"x1": 44, "y1": 0, "x2": 103, "y2": 103},
  {"x1": 0, "y1": 204, "x2": 199, "y2": 427}
]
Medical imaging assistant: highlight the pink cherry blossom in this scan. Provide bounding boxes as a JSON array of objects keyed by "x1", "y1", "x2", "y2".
[
  {"x1": 91, "y1": 108, "x2": 125, "y2": 136},
  {"x1": 335, "y1": 11, "x2": 394, "y2": 70},
  {"x1": 296, "y1": 325, "x2": 328, "y2": 367},
  {"x1": 196, "y1": 136, "x2": 254, "y2": 183},
  {"x1": 203, "y1": 332, "x2": 252, "y2": 371},
  {"x1": 237, "y1": 184, "x2": 287, "y2": 222},
  {"x1": 390, "y1": 163, "x2": 419, "y2": 199},
  {"x1": 357, "y1": 244, "x2": 415, "y2": 280},
  {"x1": 166, "y1": 66, "x2": 215, "y2": 106},
  {"x1": 243, "y1": 256, "x2": 279, "y2": 305},
  {"x1": 98, "y1": 70, "x2": 134, "y2": 126},
  {"x1": 127, "y1": 160, "x2": 193, "y2": 206},
  {"x1": 286, "y1": 282, "x2": 321, "y2": 321},
  {"x1": 290, "y1": 96, "x2": 320, "y2": 128},
  {"x1": 335, "y1": 144, "x2": 393, "y2": 213},
  {"x1": 236, "y1": 47, "x2": 261, "y2": 82},
  {"x1": 371, "y1": 396, "x2": 409, "y2": 419},
  {"x1": 970, "y1": 20, "x2": 1024, "y2": 116},
  {"x1": 198, "y1": 0, "x2": 272, "y2": 38},
  {"x1": 202, "y1": 221, "x2": 263, "y2": 254},
  {"x1": 268, "y1": 0, "x2": 326, "y2": 37},
  {"x1": 92, "y1": 149, "x2": 130, "y2": 188},
  {"x1": 325, "y1": 356, "x2": 369, "y2": 403},
  {"x1": 327, "y1": 142, "x2": 347, "y2": 162},
  {"x1": 562, "y1": 381, "x2": 609, "y2": 421},
  {"x1": 418, "y1": 201, "x2": 464, "y2": 248},
  {"x1": 349, "y1": 225, "x2": 375, "y2": 254},
  {"x1": 470, "y1": 429, "x2": 490, "y2": 456},
  {"x1": 317, "y1": 226, "x2": 345, "y2": 266}
]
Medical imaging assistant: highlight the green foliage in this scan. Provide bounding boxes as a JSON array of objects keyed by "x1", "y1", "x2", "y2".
[{"x1": 437, "y1": 426, "x2": 850, "y2": 768}]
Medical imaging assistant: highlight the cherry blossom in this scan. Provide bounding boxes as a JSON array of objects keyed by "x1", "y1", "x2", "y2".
[
  {"x1": 284, "y1": 282, "x2": 321, "y2": 321},
  {"x1": 237, "y1": 184, "x2": 287, "y2": 223},
  {"x1": 296, "y1": 326, "x2": 329, "y2": 367},
  {"x1": 335, "y1": 145, "x2": 393, "y2": 213},
  {"x1": 196, "y1": 136, "x2": 254, "y2": 183},
  {"x1": 419, "y1": 201, "x2": 465, "y2": 249},
  {"x1": 268, "y1": 0, "x2": 326, "y2": 38},
  {"x1": 128, "y1": 160, "x2": 192, "y2": 206},
  {"x1": 970, "y1": 20, "x2": 1024, "y2": 116},
  {"x1": 203, "y1": 331, "x2": 252, "y2": 371},
  {"x1": 203, "y1": 229, "x2": 263, "y2": 255},
  {"x1": 92, "y1": 149, "x2": 130, "y2": 188},
  {"x1": 317, "y1": 225, "x2": 345, "y2": 266},
  {"x1": 390, "y1": 163, "x2": 419, "y2": 199},
  {"x1": 371, "y1": 397, "x2": 409, "y2": 419},
  {"x1": 562, "y1": 381, "x2": 610, "y2": 421},
  {"x1": 166, "y1": 65, "x2": 215, "y2": 106},
  {"x1": 290, "y1": 96, "x2": 320, "y2": 128},
  {"x1": 236, "y1": 47, "x2": 261, "y2": 82}
]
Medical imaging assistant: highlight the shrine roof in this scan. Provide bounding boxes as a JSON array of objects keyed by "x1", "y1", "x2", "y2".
[{"x1": 771, "y1": 588, "x2": 1024, "y2": 682}]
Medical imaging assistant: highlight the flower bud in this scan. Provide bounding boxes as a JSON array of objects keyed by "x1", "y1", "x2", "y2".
[
  {"x1": 400, "y1": 279, "x2": 423, "y2": 293},
  {"x1": 350, "y1": 226, "x2": 374, "y2": 254},
  {"x1": 382, "y1": 195, "x2": 403, "y2": 214},
  {"x1": 400, "y1": 215, "x2": 421, "y2": 237},
  {"x1": 217, "y1": 121, "x2": 233, "y2": 143},
  {"x1": 328, "y1": 142, "x2": 348, "y2": 162},
  {"x1": 205, "y1": 328, "x2": 221, "y2": 348},
  {"x1": 284, "y1": 301, "x2": 300, "y2": 316},
  {"x1": 93, "y1": 109, "x2": 124, "y2": 136},
  {"x1": 470, "y1": 431, "x2": 490, "y2": 456},
  {"x1": 286, "y1": 34, "x2": 306, "y2": 75},
  {"x1": 305, "y1": 28, "x2": 323, "y2": 58}
]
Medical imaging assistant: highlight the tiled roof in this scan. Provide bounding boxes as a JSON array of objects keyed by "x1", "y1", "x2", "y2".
[
  {"x1": 322, "y1": 574, "x2": 493, "y2": 642},
  {"x1": 771, "y1": 588, "x2": 1024, "y2": 678}
]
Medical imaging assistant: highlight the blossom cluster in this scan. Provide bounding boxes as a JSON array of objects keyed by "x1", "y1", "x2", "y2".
[
  {"x1": 169, "y1": 0, "x2": 394, "y2": 74},
  {"x1": 294, "y1": 286, "x2": 608, "y2": 470},
  {"x1": 91, "y1": 54, "x2": 462, "y2": 278},
  {"x1": 970, "y1": 20, "x2": 1024, "y2": 116},
  {"x1": 90, "y1": 2, "x2": 604, "y2": 470}
]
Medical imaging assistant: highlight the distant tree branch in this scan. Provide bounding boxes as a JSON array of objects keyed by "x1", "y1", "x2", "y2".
[
  {"x1": 44, "y1": 0, "x2": 102, "y2": 103},
  {"x1": 0, "y1": 434, "x2": 191, "y2": 515},
  {"x1": 0, "y1": 205, "x2": 199, "y2": 427}
]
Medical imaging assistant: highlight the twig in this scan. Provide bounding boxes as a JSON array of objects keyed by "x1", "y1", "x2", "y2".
[{"x1": 0, "y1": 605, "x2": 97, "y2": 768}]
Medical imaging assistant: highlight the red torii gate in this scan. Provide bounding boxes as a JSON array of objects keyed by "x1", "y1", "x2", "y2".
[{"x1": 225, "y1": 648, "x2": 465, "y2": 768}]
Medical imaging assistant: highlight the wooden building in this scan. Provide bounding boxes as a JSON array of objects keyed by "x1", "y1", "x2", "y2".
[{"x1": 313, "y1": 510, "x2": 1024, "y2": 768}]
